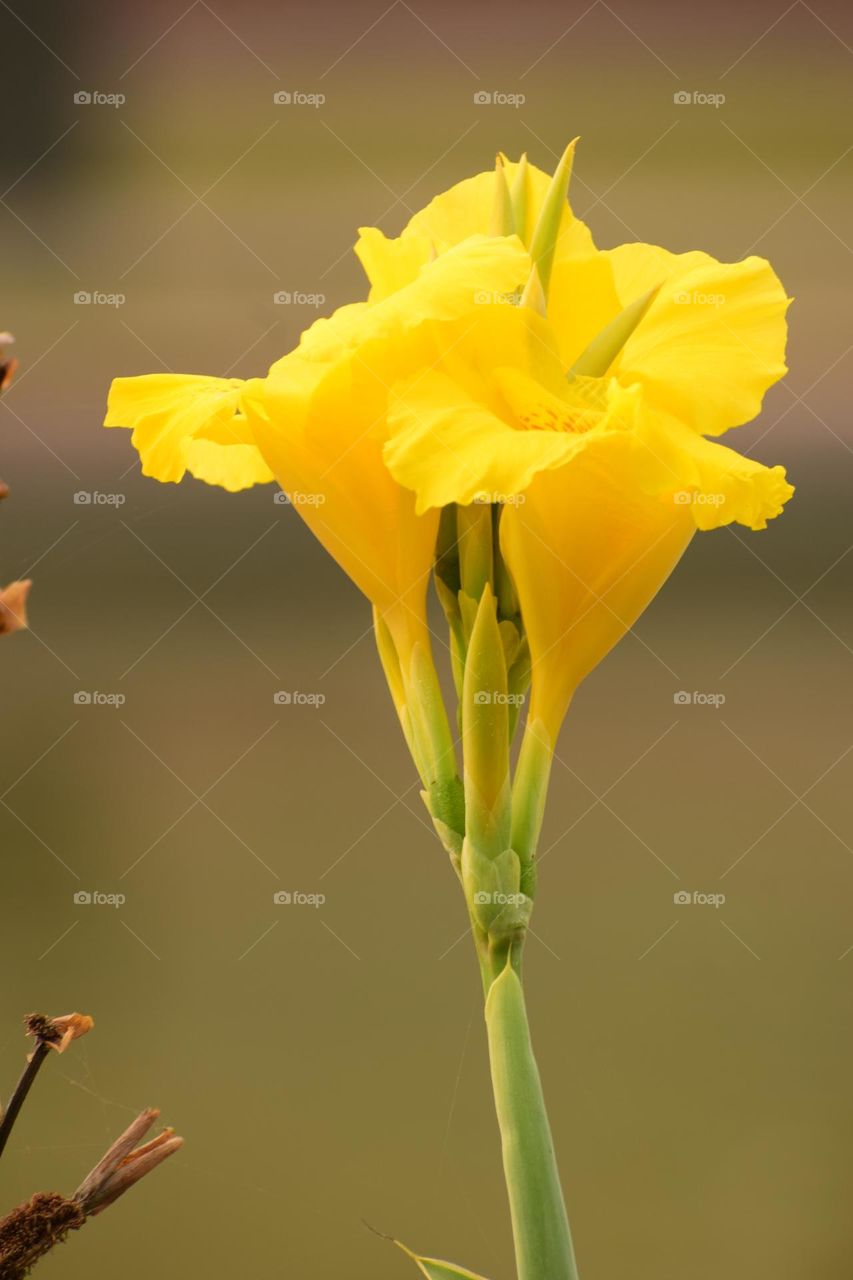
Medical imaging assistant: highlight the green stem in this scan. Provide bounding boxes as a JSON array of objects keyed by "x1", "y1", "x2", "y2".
[{"x1": 484, "y1": 958, "x2": 579, "y2": 1280}]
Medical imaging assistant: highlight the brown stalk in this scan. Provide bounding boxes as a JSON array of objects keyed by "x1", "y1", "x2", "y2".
[{"x1": 0, "y1": 1013, "x2": 183, "y2": 1279}]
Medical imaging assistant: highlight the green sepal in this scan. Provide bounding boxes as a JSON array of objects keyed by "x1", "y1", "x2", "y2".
[
  {"x1": 462, "y1": 587, "x2": 511, "y2": 855},
  {"x1": 424, "y1": 775, "x2": 465, "y2": 849},
  {"x1": 492, "y1": 505, "x2": 519, "y2": 622},
  {"x1": 511, "y1": 717, "x2": 554, "y2": 891},
  {"x1": 506, "y1": 635, "x2": 531, "y2": 744},
  {"x1": 528, "y1": 139, "x2": 577, "y2": 297},
  {"x1": 396, "y1": 1240, "x2": 492, "y2": 1280},
  {"x1": 568, "y1": 283, "x2": 661, "y2": 379},
  {"x1": 508, "y1": 152, "x2": 529, "y2": 242},
  {"x1": 462, "y1": 838, "x2": 531, "y2": 943},
  {"x1": 406, "y1": 641, "x2": 458, "y2": 788},
  {"x1": 456, "y1": 502, "x2": 493, "y2": 603},
  {"x1": 489, "y1": 156, "x2": 514, "y2": 238}
]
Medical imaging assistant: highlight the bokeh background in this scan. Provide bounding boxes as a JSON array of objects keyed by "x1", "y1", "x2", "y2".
[{"x1": 1, "y1": 1, "x2": 852, "y2": 1277}]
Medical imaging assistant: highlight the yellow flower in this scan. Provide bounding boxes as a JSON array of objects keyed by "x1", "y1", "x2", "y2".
[{"x1": 372, "y1": 150, "x2": 791, "y2": 741}]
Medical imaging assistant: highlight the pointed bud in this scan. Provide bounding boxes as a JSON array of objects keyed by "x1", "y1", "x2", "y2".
[
  {"x1": 489, "y1": 155, "x2": 515, "y2": 238},
  {"x1": 520, "y1": 264, "x2": 547, "y2": 317},
  {"x1": 510, "y1": 716, "x2": 554, "y2": 893},
  {"x1": 509, "y1": 153, "x2": 530, "y2": 243},
  {"x1": 457, "y1": 501, "x2": 493, "y2": 604},
  {"x1": 568, "y1": 283, "x2": 661, "y2": 379},
  {"x1": 462, "y1": 586, "x2": 511, "y2": 855},
  {"x1": 528, "y1": 138, "x2": 578, "y2": 297}
]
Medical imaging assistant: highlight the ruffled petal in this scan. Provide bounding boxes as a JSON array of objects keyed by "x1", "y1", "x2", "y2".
[
  {"x1": 606, "y1": 242, "x2": 790, "y2": 436},
  {"x1": 639, "y1": 413, "x2": 795, "y2": 530},
  {"x1": 384, "y1": 370, "x2": 584, "y2": 512},
  {"x1": 104, "y1": 373, "x2": 271, "y2": 490},
  {"x1": 354, "y1": 226, "x2": 431, "y2": 302}
]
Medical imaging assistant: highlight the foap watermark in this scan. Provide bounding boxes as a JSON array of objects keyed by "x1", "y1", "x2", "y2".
[
  {"x1": 474, "y1": 690, "x2": 526, "y2": 707},
  {"x1": 473, "y1": 492, "x2": 526, "y2": 506},
  {"x1": 673, "y1": 289, "x2": 725, "y2": 308},
  {"x1": 673, "y1": 490, "x2": 725, "y2": 508},
  {"x1": 273, "y1": 890, "x2": 326, "y2": 907},
  {"x1": 673, "y1": 90, "x2": 725, "y2": 108},
  {"x1": 473, "y1": 891, "x2": 528, "y2": 907},
  {"x1": 673, "y1": 690, "x2": 725, "y2": 708},
  {"x1": 273, "y1": 490, "x2": 326, "y2": 506},
  {"x1": 273, "y1": 290, "x2": 325, "y2": 307},
  {"x1": 674, "y1": 889, "x2": 726, "y2": 908},
  {"x1": 73, "y1": 889, "x2": 127, "y2": 908},
  {"x1": 273, "y1": 90, "x2": 325, "y2": 107},
  {"x1": 474, "y1": 288, "x2": 523, "y2": 306},
  {"x1": 473, "y1": 90, "x2": 526, "y2": 108},
  {"x1": 73, "y1": 690, "x2": 126, "y2": 707},
  {"x1": 74, "y1": 490, "x2": 126, "y2": 506},
  {"x1": 273, "y1": 690, "x2": 326, "y2": 707},
  {"x1": 74, "y1": 90, "x2": 126, "y2": 108},
  {"x1": 74, "y1": 291, "x2": 126, "y2": 307}
]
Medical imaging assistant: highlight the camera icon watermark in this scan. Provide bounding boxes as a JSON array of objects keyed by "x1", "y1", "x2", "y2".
[
  {"x1": 673, "y1": 289, "x2": 725, "y2": 308},
  {"x1": 73, "y1": 690, "x2": 127, "y2": 707},
  {"x1": 273, "y1": 290, "x2": 325, "y2": 307},
  {"x1": 472, "y1": 491, "x2": 526, "y2": 506},
  {"x1": 273, "y1": 690, "x2": 326, "y2": 707},
  {"x1": 473, "y1": 690, "x2": 526, "y2": 706},
  {"x1": 74, "y1": 490, "x2": 126, "y2": 506},
  {"x1": 673, "y1": 90, "x2": 725, "y2": 108},
  {"x1": 273, "y1": 490, "x2": 326, "y2": 506},
  {"x1": 272, "y1": 90, "x2": 325, "y2": 107},
  {"x1": 473, "y1": 90, "x2": 526, "y2": 108},
  {"x1": 674, "y1": 889, "x2": 726, "y2": 908},
  {"x1": 672, "y1": 490, "x2": 725, "y2": 507},
  {"x1": 73, "y1": 291, "x2": 126, "y2": 307},
  {"x1": 74, "y1": 90, "x2": 126, "y2": 108},
  {"x1": 73, "y1": 889, "x2": 127, "y2": 907},
  {"x1": 473, "y1": 890, "x2": 528, "y2": 907},
  {"x1": 473, "y1": 288, "x2": 523, "y2": 306},
  {"x1": 673, "y1": 690, "x2": 726, "y2": 708},
  {"x1": 272, "y1": 889, "x2": 326, "y2": 907}
]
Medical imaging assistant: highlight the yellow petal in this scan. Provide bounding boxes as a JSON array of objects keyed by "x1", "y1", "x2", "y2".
[
  {"x1": 385, "y1": 369, "x2": 583, "y2": 513},
  {"x1": 384, "y1": 346, "x2": 643, "y2": 514},
  {"x1": 644, "y1": 414, "x2": 794, "y2": 531},
  {"x1": 605, "y1": 242, "x2": 790, "y2": 436},
  {"x1": 183, "y1": 437, "x2": 275, "y2": 491},
  {"x1": 501, "y1": 448, "x2": 695, "y2": 742},
  {"x1": 241, "y1": 366, "x2": 438, "y2": 663},
  {"x1": 547, "y1": 252, "x2": 622, "y2": 368},
  {"x1": 354, "y1": 225, "x2": 431, "y2": 302},
  {"x1": 104, "y1": 373, "x2": 272, "y2": 491}
]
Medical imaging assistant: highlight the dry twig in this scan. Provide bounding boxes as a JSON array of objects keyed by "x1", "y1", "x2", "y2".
[{"x1": 0, "y1": 1013, "x2": 183, "y2": 1279}]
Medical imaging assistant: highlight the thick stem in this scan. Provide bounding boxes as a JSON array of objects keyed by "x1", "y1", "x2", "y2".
[{"x1": 484, "y1": 960, "x2": 579, "y2": 1280}]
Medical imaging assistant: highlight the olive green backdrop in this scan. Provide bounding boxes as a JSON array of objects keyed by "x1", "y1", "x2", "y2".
[{"x1": 1, "y1": 2, "x2": 851, "y2": 1277}]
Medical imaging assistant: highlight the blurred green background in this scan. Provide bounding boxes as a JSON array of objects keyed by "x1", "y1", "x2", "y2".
[{"x1": 1, "y1": 1, "x2": 852, "y2": 1277}]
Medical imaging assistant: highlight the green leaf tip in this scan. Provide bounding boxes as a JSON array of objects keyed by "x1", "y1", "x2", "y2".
[
  {"x1": 529, "y1": 138, "x2": 579, "y2": 296},
  {"x1": 568, "y1": 282, "x2": 661, "y2": 379},
  {"x1": 395, "y1": 1239, "x2": 493, "y2": 1280}
]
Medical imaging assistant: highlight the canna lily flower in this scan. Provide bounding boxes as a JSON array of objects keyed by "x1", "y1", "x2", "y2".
[
  {"x1": 102, "y1": 144, "x2": 795, "y2": 1280},
  {"x1": 373, "y1": 149, "x2": 792, "y2": 747}
]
